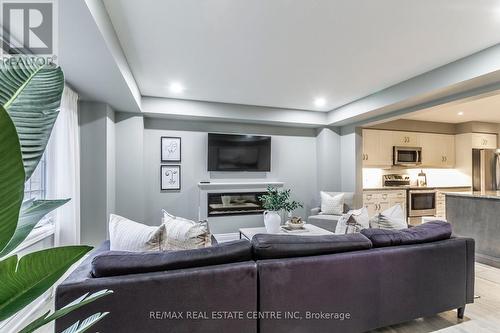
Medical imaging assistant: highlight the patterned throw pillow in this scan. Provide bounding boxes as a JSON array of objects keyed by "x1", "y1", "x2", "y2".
[
  {"x1": 109, "y1": 214, "x2": 166, "y2": 252},
  {"x1": 335, "y1": 207, "x2": 370, "y2": 234},
  {"x1": 369, "y1": 204, "x2": 408, "y2": 229},
  {"x1": 320, "y1": 192, "x2": 344, "y2": 215},
  {"x1": 162, "y1": 209, "x2": 210, "y2": 250}
]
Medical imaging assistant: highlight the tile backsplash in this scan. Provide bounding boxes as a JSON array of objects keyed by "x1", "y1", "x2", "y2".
[{"x1": 363, "y1": 168, "x2": 471, "y2": 188}]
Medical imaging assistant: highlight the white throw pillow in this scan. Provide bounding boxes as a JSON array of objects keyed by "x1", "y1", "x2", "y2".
[
  {"x1": 369, "y1": 204, "x2": 408, "y2": 229},
  {"x1": 320, "y1": 192, "x2": 344, "y2": 215},
  {"x1": 109, "y1": 214, "x2": 166, "y2": 252},
  {"x1": 335, "y1": 207, "x2": 370, "y2": 234},
  {"x1": 162, "y1": 210, "x2": 210, "y2": 250}
]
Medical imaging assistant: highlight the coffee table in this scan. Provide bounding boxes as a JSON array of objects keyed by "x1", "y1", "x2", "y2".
[{"x1": 239, "y1": 223, "x2": 333, "y2": 241}]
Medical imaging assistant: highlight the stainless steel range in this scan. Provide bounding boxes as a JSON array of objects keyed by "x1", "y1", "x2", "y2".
[{"x1": 383, "y1": 174, "x2": 410, "y2": 187}]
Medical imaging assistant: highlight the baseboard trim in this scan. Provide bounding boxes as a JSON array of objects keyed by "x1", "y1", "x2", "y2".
[{"x1": 476, "y1": 253, "x2": 500, "y2": 268}]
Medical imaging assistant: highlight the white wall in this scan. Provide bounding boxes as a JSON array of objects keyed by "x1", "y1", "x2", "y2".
[
  {"x1": 140, "y1": 118, "x2": 319, "y2": 229},
  {"x1": 79, "y1": 102, "x2": 116, "y2": 246}
]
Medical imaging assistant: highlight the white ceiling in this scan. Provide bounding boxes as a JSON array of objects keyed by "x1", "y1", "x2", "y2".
[
  {"x1": 103, "y1": 0, "x2": 500, "y2": 112},
  {"x1": 402, "y1": 92, "x2": 500, "y2": 124}
]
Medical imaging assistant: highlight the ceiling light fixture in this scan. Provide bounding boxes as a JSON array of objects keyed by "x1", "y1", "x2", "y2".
[
  {"x1": 314, "y1": 97, "x2": 326, "y2": 108},
  {"x1": 458, "y1": 112, "x2": 464, "y2": 116},
  {"x1": 169, "y1": 82, "x2": 185, "y2": 94}
]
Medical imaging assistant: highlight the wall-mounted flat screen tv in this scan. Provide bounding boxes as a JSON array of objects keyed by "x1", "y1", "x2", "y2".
[{"x1": 208, "y1": 133, "x2": 271, "y2": 172}]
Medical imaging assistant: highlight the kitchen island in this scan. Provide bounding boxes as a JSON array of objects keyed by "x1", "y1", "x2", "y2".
[{"x1": 446, "y1": 191, "x2": 500, "y2": 267}]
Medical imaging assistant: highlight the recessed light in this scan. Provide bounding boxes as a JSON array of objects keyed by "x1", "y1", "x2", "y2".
[
  {"x1": 314, "y1": 97, "x2": 326, "y2": 108},
  {"x1": 458, "y1": 112, "x2": 464, "y2": 116},
  {"x1": 169, "y1": 82, "x2": 185, "y2": 94}
]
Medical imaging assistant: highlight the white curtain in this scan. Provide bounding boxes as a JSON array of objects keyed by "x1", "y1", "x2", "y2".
[{"x1": 46, "y1": 85, "x2": 80, "y2": 246}]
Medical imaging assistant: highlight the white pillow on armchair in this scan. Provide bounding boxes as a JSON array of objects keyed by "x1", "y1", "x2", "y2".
[{"x1": 320, "y1": 192, "x2": 344, "y2": 215}]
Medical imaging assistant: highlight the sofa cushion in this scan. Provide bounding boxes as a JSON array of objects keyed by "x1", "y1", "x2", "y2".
[
  {"x1": 109, "y1": 214, "x2": 166, "y2": 252},
  {"x1": 91, "y1": 239, "x2": 252, "y2": 278},
  {"x1": 360, "y1": 220, "x2": 452, "y2": 248},
  {"x1": 320, "y1": 192, "x2": 344, "y2": 215},
  {"x1": 162, "y1": 209, "x2": 210, "y2": 250},
  {"x1": 335, "y1": 207, "x2": 370, "y2": 234},
  {"x1": 369, "y1": 204, "x2": 407, "y2": 230},
  {"x1": 251, "y1": 233, "x2": 372, "y2": 259}
]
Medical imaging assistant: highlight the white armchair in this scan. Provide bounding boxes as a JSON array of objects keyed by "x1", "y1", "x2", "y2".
[{"x1": 308, "y1": 192, "x2": 356, "y2": 232}]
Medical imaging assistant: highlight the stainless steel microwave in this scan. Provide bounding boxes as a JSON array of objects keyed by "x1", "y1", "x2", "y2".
[
  {"x1": 408, "y1": 189, "x2": 436, "y2": 217},
  {"x1": 393, "y1": 146, "x2": 422, "y2": 166}
]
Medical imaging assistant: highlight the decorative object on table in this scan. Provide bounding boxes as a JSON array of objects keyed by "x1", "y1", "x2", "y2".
[
  {"x1": 417, "y1": 170, "x2": 427, "y2": 187},
  {"x1": 161, "y1": 165, "x2": 181, "y2": 190},
  {"x1": 320, "y1": 191, "x2": 345, "y2": 215},
  {"x1": 161, "y1": 136, "x2": 181, "y2": 162},
  {"x1": 335, "y1": 207, "x2": 370, "y2": 234},
  {"x1": 369, "y1": 204, "x2": 408, "y2": 230},
  {"x1": 286, "y1": 216, "x2": 305, "y2": 230},
  {"x1": 259, "y1": 185, "x2": 303, "y2": 233}
]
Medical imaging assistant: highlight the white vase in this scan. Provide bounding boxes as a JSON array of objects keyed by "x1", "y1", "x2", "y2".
[{"x1": 264, "y1": 210, "x2": 282, "y2": 233}]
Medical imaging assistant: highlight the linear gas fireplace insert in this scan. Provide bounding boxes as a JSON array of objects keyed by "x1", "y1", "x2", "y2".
[{"x1": 207, "y1": 192, "x2": 266, "y2": 217}]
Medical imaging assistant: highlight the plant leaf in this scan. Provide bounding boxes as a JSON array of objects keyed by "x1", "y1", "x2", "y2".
[
  {"x1": 18, "y1": 290, "x2": 113, "y2": 333},
  {"x1": 0, "y1": 105, "x2": 25, "y2": 253},
  {"x1": 0, "y1": 245, "x2": 92, "y2": 321},
  {"x1": 0, "y1": 57, "x2": 64, "y2": 180},
  {"x1": 60, "y1": 312, "x2": 109, "y2": 333},
  {"x1": 0, "y1": 199, "x2": 70, "y2": 257}
]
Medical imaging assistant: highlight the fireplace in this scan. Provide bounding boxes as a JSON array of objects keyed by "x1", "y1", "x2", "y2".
[{"x1": 207, "y1": 192, "x2": 266, "y2": 217}]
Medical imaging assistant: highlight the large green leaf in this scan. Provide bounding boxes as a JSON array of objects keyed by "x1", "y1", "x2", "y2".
[
  {"x1": 18, "y1": 289, "x2": 113, "y2": 333},
  {"x1": 61, "y1": 313, "x2": 109, "y2": 333},
  {"x1": 0, "y1": 199, "x2": 70, "y2": 257},
  {"x1": 0, "y1": 57, "x2": 64, "y2": 180},
  {"x1": 0, "y1": 245, "x2": 92, "y2": 321},
  {"x1": 0, "y1": 105, "x2": 25, "y2": 253}
]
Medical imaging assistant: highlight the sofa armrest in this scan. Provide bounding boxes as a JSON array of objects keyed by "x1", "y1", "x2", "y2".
[
  {"x1": 464, "y1": 237, "x2": 475, "y2": 303},
  {"x1": 55, "y1": 261, "x2": 257, "y2": 333},
  {"x1": 310, "y1": 207, "x2": 321, "y2": 216}
]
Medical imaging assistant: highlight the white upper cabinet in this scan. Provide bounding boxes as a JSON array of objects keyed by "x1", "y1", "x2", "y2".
[
  {"x1": 362, "y1": 129, "x2": 393, "y2": 167},
  {"x1": 393, "y1": 131, "x2": 419, "y2": 147},
  {"x1": 471, "y1": 133, "x2": 497, "y2": 149},
  {"x1": 420, "y1": 133, "x2": 455, "y2": 168}
]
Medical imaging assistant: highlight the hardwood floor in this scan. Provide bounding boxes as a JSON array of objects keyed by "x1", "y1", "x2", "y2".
[
  {"x1": 372, "y1": 263, "x2": 500, "y2": 333},
  {"x1": 33, "y1": 263, "x2": 500, "y2": 333}
]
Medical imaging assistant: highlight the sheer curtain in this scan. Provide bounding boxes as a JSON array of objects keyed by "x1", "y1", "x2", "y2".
[{"x1": 46, "y1": 85, "x2": 80, "y2": 246}]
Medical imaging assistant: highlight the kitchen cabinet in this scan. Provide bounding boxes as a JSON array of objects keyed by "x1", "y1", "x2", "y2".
[
  {"x1": 471, "y1": 133, "x2": 497, "y2": 149},
  {"x1": 362, "y1": 129, "x2": 393, "y2": 167},
  {"x1": 363, "y1": 189, "x2": 406, "y2": 218},
  {"x1": 393, "y1": 131, "x2": 419, "y2": 147},
  {"x1": 420, "y1": 133, "x2": 455, "y2": 168}
]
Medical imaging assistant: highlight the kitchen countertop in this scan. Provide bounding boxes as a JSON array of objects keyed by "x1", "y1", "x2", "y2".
[
  {"x1": 444, "y1": 191, "x2": 500, "y2": 200},
  {"x1": 363, "y1": 186, "x2": 471, "y2": 191}
]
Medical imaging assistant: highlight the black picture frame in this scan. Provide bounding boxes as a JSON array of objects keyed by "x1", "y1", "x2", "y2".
[
  {"x1": 160, "y1": 165, "x2": 181, "y2": 191},
  {"x1": 161, "y1": 136, "x2": 181, "y2": 162}
]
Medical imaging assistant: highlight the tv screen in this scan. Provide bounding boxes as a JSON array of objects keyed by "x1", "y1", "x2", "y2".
[{"x1": 208, "y1": 133, "x2": 271, "y2": 171}]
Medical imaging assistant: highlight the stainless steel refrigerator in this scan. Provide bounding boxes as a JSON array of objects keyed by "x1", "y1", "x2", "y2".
[{"x1": 472, "y1": 149, "x2": 500, "y2": 192}]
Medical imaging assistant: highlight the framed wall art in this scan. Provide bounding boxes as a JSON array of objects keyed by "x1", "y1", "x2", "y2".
[
  {"x1": 161, "y1": 165, "x2": 181, "y2": 191},
  {"x1": 161, "y1": 136, "x2": 181, "y2": 162}
]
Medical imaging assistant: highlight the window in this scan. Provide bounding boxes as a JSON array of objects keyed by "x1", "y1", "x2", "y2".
[{"x1": 24, "y1": 155, "x2": 47, "y2": 201}]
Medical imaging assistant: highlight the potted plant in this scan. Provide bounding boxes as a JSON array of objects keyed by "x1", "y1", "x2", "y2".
[
  {"x1": 0, "y1": 57, "x2": 111, "y2": 332},
  {"x1": 259, "y1": 186, "x2": 303, "y2": 233}
]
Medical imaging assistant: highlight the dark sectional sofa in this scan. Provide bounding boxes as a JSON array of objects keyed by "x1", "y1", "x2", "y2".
[{"x1": 55, "y1": 221, "x2": 475, "y2": 333}]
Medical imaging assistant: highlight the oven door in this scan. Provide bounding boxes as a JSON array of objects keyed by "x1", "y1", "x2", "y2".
[
  {"x1": 408, "y1": 190, "x2": 436, "y2": 217},
  {"x1": 393, "y1": 146, "x2": 422, "y2": 166}
]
